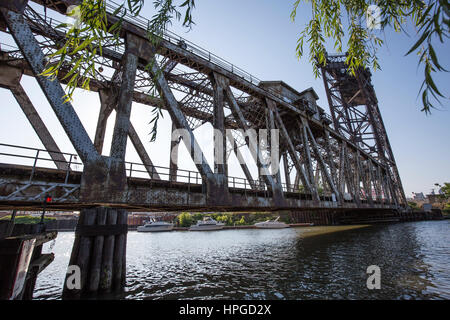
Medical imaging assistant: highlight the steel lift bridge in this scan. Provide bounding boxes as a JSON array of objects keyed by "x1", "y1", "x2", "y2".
[
  {"x1": 0, "y1": 0, "x2": 408, "y2": 214},
  {"x1": 0, "y1": 0, "x2": 411, "y2": 296}
]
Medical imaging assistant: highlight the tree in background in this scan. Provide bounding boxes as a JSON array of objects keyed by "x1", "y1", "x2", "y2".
[
  {"x1": 443, "y1": 183, "x2": 450, "y2": 198},
  {"x1": 215, "y1": 214, "x2": 233, "y2": 226},
  {"x1": 435, "y1": 182, "x2": 450, "y2": 198},
  {"x1": 177, "y1": 212, "x2": 193, "y2": 227},
  {"x1": 235, "y1": 216, "x2": 246, "y2": 226}
]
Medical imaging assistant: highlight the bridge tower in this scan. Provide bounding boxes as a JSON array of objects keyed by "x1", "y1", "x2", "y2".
[{"x1": 320, "y1": 53, "x2": 407, "y2": 207}]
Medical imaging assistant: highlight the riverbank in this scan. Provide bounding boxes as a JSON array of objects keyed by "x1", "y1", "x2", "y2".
[{"x1": 128, "y1": 223, "x2": 315, "y2": 231}]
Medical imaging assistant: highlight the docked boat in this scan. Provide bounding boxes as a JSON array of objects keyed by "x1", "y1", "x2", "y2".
[
  {"x1": 137, "y1": 220, "x2": 174, "y2": 232},
  {"x1": 254, "y1": 216, "x2": 289, "y2": 229},
  {"x1": 189, "y1": 217, "x2": 225, "y2": 231}
]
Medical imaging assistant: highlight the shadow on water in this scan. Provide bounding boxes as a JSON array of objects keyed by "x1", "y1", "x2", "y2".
[
  {"x1": 289, "y1": 223, "x2": 442, "y2": 299},
  {"x1": 34, "y1": 221, "x2": 449, "y2": 300}
]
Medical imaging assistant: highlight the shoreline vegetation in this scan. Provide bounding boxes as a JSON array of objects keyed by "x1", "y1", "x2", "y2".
[
  {"x1": 0, "y1": 215, "x2": 55, "y2": 224},
  {"x1": 175, "y1": 212, "x2": 292, "y2": 228}
]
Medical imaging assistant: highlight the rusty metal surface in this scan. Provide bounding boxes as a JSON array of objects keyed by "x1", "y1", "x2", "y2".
[
  {"x1": 0, "y1": 1, "x2": 408, "y2": 213},
  {"x1": 0, "y1": 163, "x2": 397, "y2": 212}
]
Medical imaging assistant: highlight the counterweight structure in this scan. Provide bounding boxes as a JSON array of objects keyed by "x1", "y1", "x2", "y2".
[{"x1": 320, "y1": 53, "x2": 407, "y2": 207}]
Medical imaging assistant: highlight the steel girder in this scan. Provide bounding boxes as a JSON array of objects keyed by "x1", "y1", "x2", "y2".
[
  {"x1": 0, "y1": 1, "x2": 405, "y2": 210},
  {"x1": 321, "y1": 53, "x2": 406, "y2": 206}
]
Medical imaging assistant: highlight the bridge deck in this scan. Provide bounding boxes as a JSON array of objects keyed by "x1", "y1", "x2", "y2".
[
  {"x1": 0, "y1": 1, "x2": 406, "y2": 212},
  {"x1": 0, "y1": 162, "x2": 397, "y2": 212},
  {"x1": 0, "y1": 144, "x2": 397, "y2": 212}
]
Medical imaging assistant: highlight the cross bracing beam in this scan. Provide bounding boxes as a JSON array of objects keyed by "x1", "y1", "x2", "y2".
[
  {"x1": 0, "y1": 64, "x2": 68, "y2": 170},
  {"x1": 0, "y1": 9, "x2": 382, "y2": 174}
]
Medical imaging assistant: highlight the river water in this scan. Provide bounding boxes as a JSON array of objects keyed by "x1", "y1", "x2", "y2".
[{"x1": 34, "y1": 220, "x2": 449, "y2": 300}]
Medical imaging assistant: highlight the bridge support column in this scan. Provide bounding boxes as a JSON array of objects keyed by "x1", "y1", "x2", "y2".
[
  {"x1": 110, "y1": 35, "x2": 139, "y2": 160},
  {"x1": 63, "y1": 207, "x2": 128, "y2": 298},
  {"x1": 169, "y1": 122, "x2": 179, "y2": 182},
  {"x1": 210, "y1": 72, "x2": 230, "y2": 204},
  {"x1": 94, "y1": 89, "x2": 115, "y2": 154}
]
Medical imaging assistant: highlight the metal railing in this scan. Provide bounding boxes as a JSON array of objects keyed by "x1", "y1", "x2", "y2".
[
  {"x1": 0, "y1": 143, "x2": 327, "y2": 198},
  {"x1": 105, "y1": 0, "x2": 262, "y2": 86},
  {"x1": 0, "y1": 143, "x2": 203, "y2": 185},
  {"x1": 102, "y1": 1, "x2": 313, "y2": 108}
]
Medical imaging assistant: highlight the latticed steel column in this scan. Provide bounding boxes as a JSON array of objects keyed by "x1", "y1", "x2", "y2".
[{"x1": 320, "y1": 52, "x2": 407, "y2": 207}]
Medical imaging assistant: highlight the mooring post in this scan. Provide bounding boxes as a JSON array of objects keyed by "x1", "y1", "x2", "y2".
[
  {"x1": 113, "y1": 209, "x2": 128, "y2": 290},
  {"x1": 88, "y1": 207, "x2": 107, "y2": 292}
]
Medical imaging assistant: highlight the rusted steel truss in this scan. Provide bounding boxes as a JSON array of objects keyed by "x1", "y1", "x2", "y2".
[
  {"x1": 0, "y1": 1, "x2": 406, "y2": 211},
  {"x1": 320, "y1": 53, "x2": 407, "y2": 206}
]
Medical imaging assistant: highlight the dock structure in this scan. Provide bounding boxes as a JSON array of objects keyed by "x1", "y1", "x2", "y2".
[
  {"x1": 0, "y1": 0, "x2": 408, "y2": 297},
  {"x1": 0, "y1": 219, "x2": 57, "y2": 300}
]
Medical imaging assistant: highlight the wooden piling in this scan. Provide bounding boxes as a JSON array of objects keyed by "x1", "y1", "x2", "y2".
[
  {"x1": 76, "y1": 208, "x2": 96, "y2": 292},
  {"x1": 113, "y1": 209, "x2": 127, "y2": 290},
  {"x1": 62, "y1": 210, "x2": 84, "y2": 298},
  {"x1": 88, "y1": 207, "x2": 107, "y2": 292},
  {"x1": 100, "y1": 208, "x2": 117, "y2": 292}
]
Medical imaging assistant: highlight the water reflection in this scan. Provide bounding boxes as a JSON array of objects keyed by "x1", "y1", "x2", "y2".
[{"x1": 34, "y1": 220, "x2": 449, "y2": 300}]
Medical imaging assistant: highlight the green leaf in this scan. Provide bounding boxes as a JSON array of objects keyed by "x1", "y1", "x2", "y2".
[
  {"x1": 425, "y1": 69, "x2": 445, "y2": 98},
  {"x1": 405, "y1": 30, "x2": 430, "y2": 56},
  {"x1": 428, "y1": 44, "x2": 447, "y2": 71},
  {"x1": 71, "y1": 37, "x2": 96, "y2": 55}
]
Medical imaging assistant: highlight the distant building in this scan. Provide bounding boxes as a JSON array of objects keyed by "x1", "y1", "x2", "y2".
[
  {"x1": 412, "y1": 192, "x2": 425, "y2": 201},
  {"x1": 128, "y1": 212, "x2": 177, "y2": 226}
]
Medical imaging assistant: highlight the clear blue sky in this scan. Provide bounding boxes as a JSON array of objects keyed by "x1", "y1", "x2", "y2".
[{"x1": 0, "y1": 0, "x2": 449, "y2": 197}]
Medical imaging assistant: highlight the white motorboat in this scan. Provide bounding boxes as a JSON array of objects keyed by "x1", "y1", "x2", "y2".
[
  {"x1": 254, "y1": 216, "x2": 289, "y2": 229},
  {"x1": 137, "y1": 220, "x2": 174, "y2": 232},
  {"x1": 189, "y1": 217, "x2": 225, "y2": 231}
]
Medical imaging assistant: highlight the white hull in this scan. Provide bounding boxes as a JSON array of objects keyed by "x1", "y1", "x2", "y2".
[
  {"x1": 189, "y1": 224, "x2": 224, "y2": 231},
  {"x1": 137, "y1": 225, "x2": 174, "y2": 232},
  {"x1": 254, "y1": 222, "x2": 289, "y2": 229}
]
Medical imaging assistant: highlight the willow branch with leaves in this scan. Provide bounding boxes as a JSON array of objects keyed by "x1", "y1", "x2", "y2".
[
  {"x1": 291, "y1": 0, "x2": 449, "y2": 113},
  {"x1": 42, "y1": 0, "x2": 195, "y2": 141}
]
